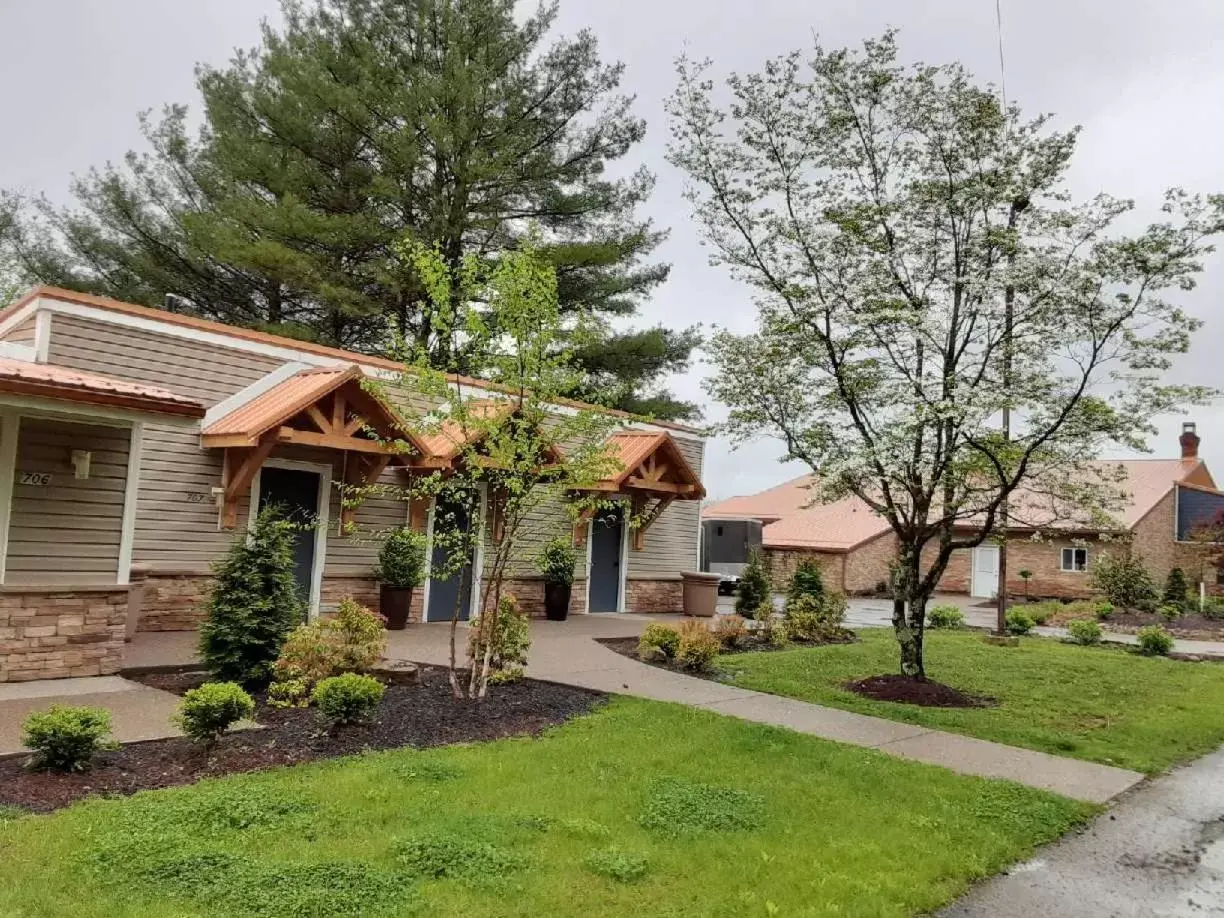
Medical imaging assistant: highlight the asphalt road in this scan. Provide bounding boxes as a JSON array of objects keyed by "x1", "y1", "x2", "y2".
[{"x1": 940, "y1": 744, "x2": 1224, "y2": 917}]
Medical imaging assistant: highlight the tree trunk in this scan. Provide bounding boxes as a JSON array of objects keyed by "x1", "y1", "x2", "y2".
[{"x1": 891, "y1": 544, "x2": 928, "y2": 680}]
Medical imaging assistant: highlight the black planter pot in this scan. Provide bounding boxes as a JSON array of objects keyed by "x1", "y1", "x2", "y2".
[
  {"x1": 544, "y1": 582, "x2": 572, "y2": 621},
  {"x1": 380, "y1": 584, "x2": 415, "y2": 630}
]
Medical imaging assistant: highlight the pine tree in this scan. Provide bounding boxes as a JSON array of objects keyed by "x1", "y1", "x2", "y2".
[
  {"x1": 198, "y1": 508, "x2": 304, "y2": 685},
  {"x1": 735, "y1": 548, "x2": 773, "y2": 618},
  {"x1": 4, "y1": 0, "x2": 698, "y2": 419},
  {"x1": 1164, "y1": 567, "x2": 1189, "y2": 608}
]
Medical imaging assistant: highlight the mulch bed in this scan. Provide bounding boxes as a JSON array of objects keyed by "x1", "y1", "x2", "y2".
[
  {"x1": 0, "y1": 667, "x2": 604, "y2": 814},
  {"x1": 1100, "y1": 611, "x2": 1224, "y2": 641},
  {"x1": 845, "y1": 674, "x2": 997, "y2": 708},
  {"x1": 597, "y1": 630, "x2": 858, "y2": 681}
]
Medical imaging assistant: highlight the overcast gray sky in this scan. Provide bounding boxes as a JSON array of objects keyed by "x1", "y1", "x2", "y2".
[{"x1": 3, "y1": 0, "x2": 1223, "y2": 499}]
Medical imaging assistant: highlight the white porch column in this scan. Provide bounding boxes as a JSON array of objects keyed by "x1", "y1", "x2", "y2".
[{"x1": 116, "y1": 421, "x2": 144, "y2": 585}]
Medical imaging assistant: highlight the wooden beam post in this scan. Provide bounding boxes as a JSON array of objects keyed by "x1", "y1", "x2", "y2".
[
  {"x1": 572, "y1": 506, "x2": 594, "y2": 548},
  {"x1": 633, "y1": 495, "x2": 675, "y2": 551},
  {"x1": 220, "y1": 435, "x2": 277, "y2": 529}
]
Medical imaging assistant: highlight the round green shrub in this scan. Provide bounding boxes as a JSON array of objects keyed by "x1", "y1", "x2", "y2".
[
  {"x1": 927, "y1": 605, "x2": 965, "y2": 629},
  {"x1": 536, "y1": 537, "x2": 577, "y2": 587},
  {"x1": 638, "y1": 623, "x2": 681, "y2": 660},
  {"x1": 374, "y1": 527, "x2": 428, "y2": 589},
  {"x1": 784, "y1": 593, "x2": 847, "y2": 641},
  {"x1": 675, "y1": 621, "x2": 720, "y2": 672},
  {"x1": 175, "y1": 682, "x2": 255, "y2": 747},
  {"x1": 1095, "y1": 601, "x2": 1114, "y2": 620},
  {"x1": 21, "y1": 705, "x2": 114, "y2": 772},
  {"x1": 467, "y1": 596, "x2": 532, "y2": 683},
  {"x1": 313, "y1": 673, "x2": 386, "y2": 725},
  {"x1": 1136, "y1": 624, "x2": 1175, "y2": 656},
  {"x1": 1066, "y1": 618, "x2": 1102, "y2": 646},
  {"x1": 1158, "y1": 603, "x2": 1182, "y2": 622},
  {"x1": 1004, "y1": 609, "x2": 1035, "y2": 636}
]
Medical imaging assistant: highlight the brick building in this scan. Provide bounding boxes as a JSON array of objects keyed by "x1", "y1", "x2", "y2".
[{"x1": 703, "y1": 424, "x2": 1224, "y2": 600}]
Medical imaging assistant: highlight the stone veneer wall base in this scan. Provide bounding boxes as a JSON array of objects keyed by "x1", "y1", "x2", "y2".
[{"x1": 0, "y1": 587, "x2": 129, "y2": 682}]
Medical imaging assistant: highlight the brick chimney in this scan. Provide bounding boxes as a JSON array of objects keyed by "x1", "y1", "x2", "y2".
[{"x1": 1180, "y1": 421, "x2": 1200, "y2": 460}]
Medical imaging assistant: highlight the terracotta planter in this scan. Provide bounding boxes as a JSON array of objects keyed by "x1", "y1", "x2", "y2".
[
  {"x1": 380, "y1": 584, "x2": 414, "y2": 630},
  {"x1": 544, "y1": 582, "x2": 572, "y2": 621}
]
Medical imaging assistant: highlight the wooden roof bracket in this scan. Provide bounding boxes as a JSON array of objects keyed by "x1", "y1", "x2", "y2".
[{"x1": 632, "y1": 494, "x2": 675, "y2": 551}]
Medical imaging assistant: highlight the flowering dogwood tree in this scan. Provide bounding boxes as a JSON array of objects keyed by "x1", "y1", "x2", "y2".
[{"x1": 668, "y1": 32, "x2": 1224, "y2": 677}]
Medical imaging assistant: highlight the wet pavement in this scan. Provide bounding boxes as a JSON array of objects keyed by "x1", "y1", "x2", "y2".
[{"x1": 941, "y1": 744, "x2": 1224, "y2": 917}]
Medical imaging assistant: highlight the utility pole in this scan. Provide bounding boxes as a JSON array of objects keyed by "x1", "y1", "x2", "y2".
[{"x1": 995, "y1": 197, "x2": 1028, "y2": 634}]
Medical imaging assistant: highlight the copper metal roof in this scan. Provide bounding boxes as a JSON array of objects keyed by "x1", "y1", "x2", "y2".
[
  {"x1": 203, "y1": 366, "x2": 359, "y2": 440},
  {"x1": 0, "y1": 356, "x2": 205, "y2": 417},
  {"x1": 595, "y1": 430, "x2": 704, "y2": 497}
]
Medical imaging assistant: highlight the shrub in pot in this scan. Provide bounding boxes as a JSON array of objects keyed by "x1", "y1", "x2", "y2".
[
  {"x1": 537, "y1": 537, "x2": 577, "y2": 621},
  {"x1": 375, "y1": 527, "x2": 427, "y2": 629}
]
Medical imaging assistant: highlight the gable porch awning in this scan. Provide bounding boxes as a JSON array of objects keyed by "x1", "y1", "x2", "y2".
[
  {"x1": 577, "y1": 430, "x2": 705, "y2": 550},
  {"x1": 201, "y1": 364, "x2": 434, "y2": 528}
]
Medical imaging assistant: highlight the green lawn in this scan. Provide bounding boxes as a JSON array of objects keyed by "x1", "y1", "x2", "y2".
[
  {"x1": 0, "y1": 697, "x2": 1090, "y2": 918},
  {"x1": 725, "y1": 629, "x2": 1224, "y2": 774}
]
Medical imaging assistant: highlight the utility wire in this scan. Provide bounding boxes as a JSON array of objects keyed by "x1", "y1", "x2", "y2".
[{"x1": 995, "y1": 0, "x2": 1008, "y2": 107}]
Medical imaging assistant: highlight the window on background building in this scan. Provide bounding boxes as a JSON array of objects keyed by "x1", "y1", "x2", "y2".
[{"x1": 1061, "y1": 547, "x2": 1088, "y2": 572}]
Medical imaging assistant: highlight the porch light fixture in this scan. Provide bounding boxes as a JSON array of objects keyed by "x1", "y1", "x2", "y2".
[{"x1": 70, "y1": 449, "x2": 91, "y2": 480}]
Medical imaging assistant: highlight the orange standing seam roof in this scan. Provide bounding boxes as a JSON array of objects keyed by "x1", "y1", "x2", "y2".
[
  {"x1": 595, "y1": 430, "x2": 705, "y2": 497},
  {"x1": 0, "y1": 356, "x2": 205, "y2": 417},
  {"x1": 202, "y1": 366, "x2": 359, "y2": 440}
]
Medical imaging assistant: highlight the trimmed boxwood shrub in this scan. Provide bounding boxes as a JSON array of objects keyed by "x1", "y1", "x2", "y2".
[
  {"x1": 175, "y1": 682, "x2": 255, "y2": 748},
  {"x1": 21, "y1": 705, "x2": 114, "y2": 772},
  {"x1": 1066, "y1": 618, "x2": 1103, "y2": 646},
  {"x1": 374, "y1": 527, "x2": 428, "y2": 588},
  {"x1": 1137, "y1": 624, "x2": 1175, "y2": 656},
  {"x1": 536, "y1": 537, "x2": 577, "y2": 587},
  {"x1": 927, "y1": 605, "x2": 965, "y2": 629},
  {"x1": 313, "y1": 673, "x2": 385, "y2": 726},
  {"x1": 1004, "y1": 609, "x2": 1035, "y2": 635}
]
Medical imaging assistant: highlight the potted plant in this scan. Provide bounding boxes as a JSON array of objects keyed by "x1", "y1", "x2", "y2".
[
  {"x1": 537, "y1": 537, "x2": 577, "y2": 621},
  {"x1": 374, "y1": 527, "x2": 427, "y2": 630}
]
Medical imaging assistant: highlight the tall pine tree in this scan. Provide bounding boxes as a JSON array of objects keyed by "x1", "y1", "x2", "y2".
[{"x1": 4, "y1": 0, "x2": 698, "y2": 419}]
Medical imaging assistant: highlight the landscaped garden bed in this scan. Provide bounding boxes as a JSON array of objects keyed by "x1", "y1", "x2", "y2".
[
  {"x1": 721, "y1": 629, "x2": 1224, "y2": 774},
  {"x1": 0, "y1": 697, "x2": 1095, "y2": 918},
  {"x1": 0, "y1": 668, "x2": 603, "y2": 813}
]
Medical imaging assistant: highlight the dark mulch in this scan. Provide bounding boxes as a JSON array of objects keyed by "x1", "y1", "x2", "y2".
[
  {"x1": 845, "y1": 674, "x2": 996, "y2": 708},
  {"x1": 0, "y1": 667, "x2": 604, "y2": 814},
  {"x1": 597, "y1": 630, "x2": 858, "y2": 682}
]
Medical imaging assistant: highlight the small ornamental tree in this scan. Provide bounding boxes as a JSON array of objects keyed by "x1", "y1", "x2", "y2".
[
  {"x1": 198, "y1": 507, "x2": 304, "y2": 685},
  {"x1": 668, "y1": 32, "x2": 1223, "y2": 677},
  {"x1": 786, "y1": 558, "x2": 825, "y2": 608},
  {"x1": 735, "y1": 548, "x2": 773, "y2": 617},
  {"x1": 358, "y1": 239, "x2": 621, "y2": 698},
  {"x1": 1163, "y1": 567, "x2": 1189, "y2": 608}
]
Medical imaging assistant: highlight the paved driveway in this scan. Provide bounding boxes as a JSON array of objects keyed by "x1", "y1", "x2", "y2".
[{"x1": 941, "y1": 743, "x2": 1224, "y2": 916}]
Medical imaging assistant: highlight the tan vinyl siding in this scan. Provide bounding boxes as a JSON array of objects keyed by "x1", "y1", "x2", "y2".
[
  {"x1": 46, "y1": 313, "x2": 283, "y2": 405},
  {"x1": 625, "y1": 435, "x2": 704, "y2": 579},
  {"x1": 7, "y1": 417, "x2": 130, "y2": 584},
  {"x1": 47, "y1": 313, "x2": 288, "y2": 572},
  {"x1": 2, "y1": 315, "x2": 37, "y2": 345}
]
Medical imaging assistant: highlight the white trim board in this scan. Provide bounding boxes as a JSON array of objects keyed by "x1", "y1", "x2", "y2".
[
  {"x1": 247, "y1": 457, "x2": 332, "y2": 618},
  {"x1": 203, "y1": 361, "x2": 315, "y2": 428},
  {"x1": 0, "y1": 411, "x2": 20, "y2": 585},
  {"x1": 116, "y1": 421, "x2": 144, "y2": 585}
]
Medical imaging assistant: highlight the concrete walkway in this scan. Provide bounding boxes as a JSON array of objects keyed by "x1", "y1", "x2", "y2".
[
  {"x1": 0, "y1": 675, "x2": 182, "y2": 757},
  {"x1": 940, "y1": 742, "x2": 1224, "y2": 916},
  {"x1": 125, "y1": 615, "x2": 1142, "y2": 803},
  {"x1": 383, "y1": 616, "x2": 1142, "y2": 804}
]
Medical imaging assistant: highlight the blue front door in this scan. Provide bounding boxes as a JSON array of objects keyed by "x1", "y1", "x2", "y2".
[
  {"x1": 426, "y1": 495, "x2": 475, "y2": 622},
  {"x1": 589, "y1": 508, "x2": 623, "y2": 613}
]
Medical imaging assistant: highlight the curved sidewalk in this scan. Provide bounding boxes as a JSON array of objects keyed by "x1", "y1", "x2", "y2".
[{"x1": 383, "y1": 616, "x2": 1144, "y2": 804}]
